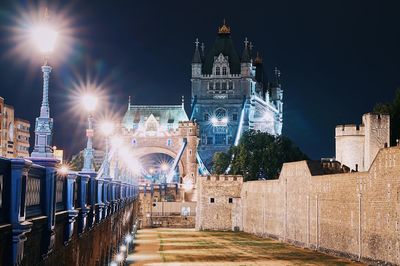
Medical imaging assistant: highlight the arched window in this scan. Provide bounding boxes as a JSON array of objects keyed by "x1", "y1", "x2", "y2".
[
  {"x1": 215, "y1": 67, "x2": 220, "y2": 75},
  {"x1": 215, "y1": 108, "x2": 227, "y2": 119},
  {"x1": 222, "y1": 67, "x2": 227, "y2": 75}
]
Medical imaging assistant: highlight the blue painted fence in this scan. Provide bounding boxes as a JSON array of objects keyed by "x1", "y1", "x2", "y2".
[{"x1": 0, "y1": 156, "x2": 138, "y2": 266}]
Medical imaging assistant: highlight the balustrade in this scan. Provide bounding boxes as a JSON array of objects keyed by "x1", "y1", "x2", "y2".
[{"x1": 0, "y1": 156, "x2": 138, "y2": 266}]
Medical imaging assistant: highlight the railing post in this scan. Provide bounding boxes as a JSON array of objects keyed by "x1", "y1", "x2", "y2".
[
  {"x1": 29, "y1": 157, "x2": 59, "y2": 256},
  {"x1": 84, "y1": 172, "x2": 97, "y2": 229},
  {"x1": 116, "y1": 181, "x2": 122, "y2": 210},
  {"x1": 77, "y1": 174, "x2": 90, "y2": 235},
  {"x1": 95, "y1": 178, "x2": 105, "y2": 222},
  {"x1": 64, "y1": 173, "x2": 78, "y2": 244},
  {"x1": 110, "y1": 180, "x2": 117, "y2": 213},
  {"x1": 102, "y1": 178, "x2": 110, "y2": 218},
  {"x1": 6, "y1": 159, "x2": 33, "y2": 266}
]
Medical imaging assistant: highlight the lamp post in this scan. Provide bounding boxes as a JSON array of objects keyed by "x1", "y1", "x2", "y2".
[
  {"x1": 31, "y1": 10, "x2": 58, "y2": 158},
  {"x1": 100, "y1": 121, "x2": 114, "y2": 179},
  {"x1": 81, "y1": 94, "x2": 98, "y2": 172}
]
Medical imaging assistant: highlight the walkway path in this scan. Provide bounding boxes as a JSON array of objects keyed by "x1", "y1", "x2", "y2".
[{"x1": 127, "y1": 228, "x2": 364, "y2": 266}]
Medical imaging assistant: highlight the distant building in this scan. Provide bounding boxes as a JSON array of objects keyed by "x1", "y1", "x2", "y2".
[
  {"x1": 335, "y1": 113, "x2": 390, "y2": 171},
  {"x1": 53, "y1": 146, "x2": 64, "y2": 164},
  {"x1": 0, "y1": 97, "x2": 31, "y2": 158},
  {"x1": 15, "y1": 118, "x2": 30, "y2": 158},
  {"x1": 191, "y1": 22, "x2": 283, "y2": 169},
  {"x1": 93, "y1": 149, "x2": 105, "y2": 170}
]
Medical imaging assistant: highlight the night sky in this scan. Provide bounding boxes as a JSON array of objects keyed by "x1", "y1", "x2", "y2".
[{"x1": 0, "y1": 0, "x2": 399, "y2": 160}]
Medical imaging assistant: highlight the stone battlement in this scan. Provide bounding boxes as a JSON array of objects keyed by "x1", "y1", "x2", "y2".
[
  {"x1": 335, "y1": 124, "x2": 365, "y2": 137},
  {"x1": 201, "y1": 175, "x2": 243, "y2": 182}
]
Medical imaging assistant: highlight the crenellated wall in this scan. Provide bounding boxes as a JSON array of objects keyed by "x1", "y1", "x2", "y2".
[{"x1": 240, "y1": 147, "x2": 400, "y2": 265}]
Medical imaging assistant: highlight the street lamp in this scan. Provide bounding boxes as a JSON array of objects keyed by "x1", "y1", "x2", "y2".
[
  {"x1": 100, "y1": 121, "x2": 114, "y2": 179},
  {"x1": 31, "y1": 9, "x2": 59, "y2": 158},
  {"x1": 81, "y1": 94, "x2": 98, "y2": 173}
]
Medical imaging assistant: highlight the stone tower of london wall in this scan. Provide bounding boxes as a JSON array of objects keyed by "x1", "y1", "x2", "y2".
[{"x1": 335, "y1": 113, "x2": 390, "y2": 171}]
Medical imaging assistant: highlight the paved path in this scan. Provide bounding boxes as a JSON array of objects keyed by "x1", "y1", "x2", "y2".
[{"x1": 127, "y1": 228, "x2": 364, "y2": 266}]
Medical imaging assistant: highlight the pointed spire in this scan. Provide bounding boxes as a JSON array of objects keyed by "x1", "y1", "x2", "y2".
[
  {"x1": 241, "y1": 37, "x2": 251, "y2": 63},
  {"x1": 274, "y1": 67, "x2": 281, "y2": 86},
  {"x1": 218, "y1": 19, "x2": 231, "y2": 34},
  {"x1": 181, "y1": 95, "x2": 185, "y2": 108},
  {"x1": 128, "y1": 95, "x2": 131, "y2": 110},
  {"x1": 254, "y1": 52, "x2": 263, "y2": 65},
  {"x1": 200, "y1": 42, "x2": 205, "y2": 59},
  {"x1": 192, "y1": 38, "x2": 202, "y2": 64}
]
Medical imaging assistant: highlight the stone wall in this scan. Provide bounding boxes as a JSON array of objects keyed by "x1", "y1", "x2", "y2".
[
  {"x1": 196, "y1": 175, "x2": 243, "y2": 231},
  {"x1": 240, "y1": 147, "x2": 400, "y2": 265},
  {"x1": 335, "y1": 113, "x2": 390, "y2": 171}
]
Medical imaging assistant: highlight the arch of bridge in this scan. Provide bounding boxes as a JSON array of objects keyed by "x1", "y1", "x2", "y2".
[{"x1": 132, "y1": 146, "x2": 186, "y2": 178}]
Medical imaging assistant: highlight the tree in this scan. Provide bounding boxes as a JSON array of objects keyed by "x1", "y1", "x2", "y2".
[
  {"x1": 69, "y1": 151, "x2": 84, "y2": 171},
  {"x1": 373, "y1": 88, "x2": 400, "y2": 146},
  {"x1": 212, "y1": 152, "x2": 231, "y2": 174},
  {"x1": 212, "y1": 131, "x2": 308, "y2": 181}
]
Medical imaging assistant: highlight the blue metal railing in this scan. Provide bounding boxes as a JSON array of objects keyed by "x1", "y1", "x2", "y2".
[{"x1": 0, "y1": 156, "x2": 139, "y2": 266}]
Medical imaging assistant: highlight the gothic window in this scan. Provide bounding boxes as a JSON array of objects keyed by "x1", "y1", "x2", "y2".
[
  {"x1": 215, "y1": 108, "x2": 227, "y2": 119},
  {"x1": 232, "y1": 113, "x2": 238, "y2": 121},
  {"x1": 222, "y1": 67, "x2": 227, "y2": 75},
  {"x1": 208, "y1": 82, "x2": 213, "y2": 90},
  {"x1": 215, "y1": 83, "x2": 221, "y2": 90},
  {"x1": 204, "y1": 113, "x2": 210, "y2": 121},
  {"x1": 207, "y1": 137, "x2": 213, "y2": 145},
  {"x1": 215, "y1": 67, "x2": 220, "y2": 75},
  {"x1": 228, "y1": 82, "x2": 233, "y2": 90},
  {"x1": 215, "y1": 134, "x2": 226, "y2": 145},
  {"x1": 132, "y1": 138, "x2": 137, "y2": 146},
  {"x1": 222, "y1": 82, "x2": 227, "y2": 91}
]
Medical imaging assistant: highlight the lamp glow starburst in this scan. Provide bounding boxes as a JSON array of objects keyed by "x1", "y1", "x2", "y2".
[
  {"x1": 30, "y1": 9, "x2": 59, "y2": 158},
  {"x1": 81, "y1": 94, "x2": 98, "y2": 173}
]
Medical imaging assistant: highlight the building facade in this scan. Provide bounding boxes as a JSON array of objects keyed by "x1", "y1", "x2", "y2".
[
  {"x1": 335, "y1": 113, "x2": 390, "y2": 171},
  {"x1": 191, "y1": 22, "x2": 283, "y2": 169},
  {"x1": 0, "y1": 97, "x2": 31, "y2": 158},
  {"x1": 14, "y1": 118, "x2": 30, "y2": 158}
]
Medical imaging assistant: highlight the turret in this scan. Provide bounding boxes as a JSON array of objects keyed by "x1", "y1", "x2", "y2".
[
  {"x1": 192, "y1": 38, "x2": 202, "y2": 77},
  {"x1": 272, "y1": 67, "x2": 283, "y2": 134},
  {"x1": 240, "y1": 37, "x2": 252, "y2": 77}
]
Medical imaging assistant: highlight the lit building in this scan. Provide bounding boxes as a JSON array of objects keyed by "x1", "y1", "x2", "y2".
[
  {"x1": 53, "y1": 146, "x2": 64, "y2": 164},
  {"x1": 190, "y1": 22, "x2": 283, "y2": 169},
  {"x1": 0, "y1": 97, "x2": 31, "y2": 158},
  {"x1": 15, "y1": 118, "x2": 30, "y2": 158}
]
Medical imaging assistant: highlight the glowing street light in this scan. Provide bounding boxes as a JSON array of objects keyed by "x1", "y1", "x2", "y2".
[
  {"x1": 115, "y1": 252, "x2": 124, "y2": 262},
  {"x1": 58, "y1": 164, "x2": 69, "y2": 176},
  {"x1": 81, "y1": 94, "x2": 98, "y2": 173},
  {"x1": 31, "y1": 25, "x2": 58, "y2": 55},
  {"x1": 100, "y1": 121, "x2": 115, "y2": 179},
  {"x1": 31, "y1": 9, "x2": 59, "y2": 158},
  {"x1": 160, "y1": 163, "x2": 169, "y2": 172},
  {"x1": 82, "y1": 94, "x2": 98, "y2": 112},
  {"x1": 100, "y1": 121, "x2": 114, "y2": 136},
  {"x1": 125, "y1": 234, "x2": 133, "y2": 243},
  {"x1": 120, "y1": 244, "x2": 127, "y2": 252}
]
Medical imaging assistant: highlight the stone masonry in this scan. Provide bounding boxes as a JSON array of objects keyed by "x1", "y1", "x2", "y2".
[{"x1": 196, "y1": 175, "x2": 243, "y2": 231}]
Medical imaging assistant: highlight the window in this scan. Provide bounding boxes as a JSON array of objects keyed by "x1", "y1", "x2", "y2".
[
  {"x1": 208, "y1": 82, "x2": 213, "y2": 90},
  {"x1": 210, "y1": 198, "x2": 215, "y2": 203},
  {"x1": 229, "y1": 198, "x2": 233, "y2": 204},
  {"x1": 132, "y1": 138, "x2": 137, "y2": 146},
  {"x1": 215, "y1": 67, "x2": 220, "y2": 75},
  {"x1": 215, "y1": 134, "x2": 226, "y2": 145},
  {"x1": 232, "y1": 113, "x2": 238, "y2": 121},
  {"x1": 215, "y1": 83, "x2": 220, "y2": 90},
  {"x1": 222, "y1": 82, "x2": 227, "y2": 90},
  {"x1": 204, "y1": 113, "x2": 210, "y2": 121},
  {"x1": 228, "y1": 82, "x2": 233, "y2": 90},
  {"x1": 207, "y1": 137, "x2": 213, "y2": 145},
  {"x1": 167, "y1": 139, "x2": 172, "y2": 146},
  {"x1": 222, "y1": 67, "x2": 227, "y2": 75}
]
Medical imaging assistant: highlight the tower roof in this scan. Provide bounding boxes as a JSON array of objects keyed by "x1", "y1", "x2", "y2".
[
  {"x1": 241, "y1": 37, "x2": 251, "y2": 63},
  {"x1": 192, "y1": 38, "x2": 202, "y2": 64},
  {"x1": 202, "y1": 21, "x2": 240, "y2": 74}
]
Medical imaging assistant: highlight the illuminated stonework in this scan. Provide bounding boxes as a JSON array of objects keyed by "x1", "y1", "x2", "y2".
[{"x1": 191, "y1": 24, "x2": 283, "y2": 169}]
